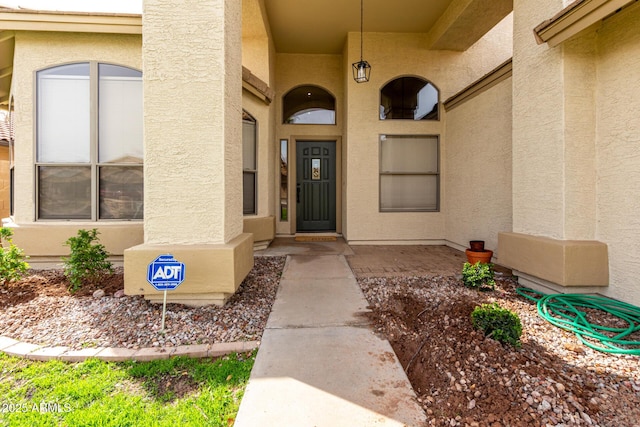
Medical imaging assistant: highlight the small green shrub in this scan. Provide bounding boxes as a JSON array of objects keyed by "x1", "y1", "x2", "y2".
[
  {"x1": 63, "y1": 229, "x2": 113, "y2": 292},
  {"x1": 462, "y1": 261, "x2": 496, "y2": 290},
  {"x1": 0, "y1": 227, "x2": 30, "y2": 285},
  {"x1": 471, "y1": 302, "x2": 523, "y2": 347}
]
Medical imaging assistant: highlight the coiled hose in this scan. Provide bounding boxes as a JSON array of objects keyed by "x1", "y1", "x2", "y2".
[{"x1": 516, "y1": 288, "x2": 640, "y2": 355}]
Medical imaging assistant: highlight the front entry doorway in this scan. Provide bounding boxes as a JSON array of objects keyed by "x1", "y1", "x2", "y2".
[{"x1": 296, "y1": 141, "x2": 336, "y2": 232}]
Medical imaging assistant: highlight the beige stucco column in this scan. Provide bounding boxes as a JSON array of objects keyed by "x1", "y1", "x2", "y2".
[
  {"x1": 499, "y1": 0, "x2": 607, "y2": 293},
  {"x1": 124, "y1": 0, "x2": 253, "y2": 306}
]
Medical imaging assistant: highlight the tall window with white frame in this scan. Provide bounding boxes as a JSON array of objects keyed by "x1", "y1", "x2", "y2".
[
  {"x1": 36, "y1": 62, "x2": 143, "y2": 220},
  {"x1": 379, "y1": 135, "x2": 439, "y2": 212},
  {"x1": 242, "y1": 111, "x2": 257, "y2": 215}
]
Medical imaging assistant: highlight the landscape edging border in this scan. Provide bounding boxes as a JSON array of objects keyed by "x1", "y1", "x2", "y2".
[{"x1": 0, "y1": 335, "x2": 259, "y2": 362}]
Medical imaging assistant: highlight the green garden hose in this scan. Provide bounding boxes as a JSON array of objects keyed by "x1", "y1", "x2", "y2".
[{"x1": 516, "y1": 288, "x2": 640, "y2": 355}]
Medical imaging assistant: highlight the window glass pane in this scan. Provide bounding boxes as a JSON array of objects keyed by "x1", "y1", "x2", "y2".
[
  {"x1": 380, "y1": 135, "x2": 438, "y2": 173},
  {"x1": 99, "y1": 64, "x2": 143, "y2": 163},
  {"x1": 9, "y1": 167, "x2": 14, "y2": 216},
  {"x1": 38, "y1": 166, "x2": 91, "y2": 219},
  {"x1": 37, "y1": 63, "x2": 90, "y2": 162},
  {"x1": 99, "y1": 166, "x2": 143, "y2": 219},
  {"x1": 416, "y1": 84, "x2": 439, "y2": 120},
  {"x1": 280, "y1": 139, "x2": 288, "y2": 221},
  {"x1": 380, "y1": 77, "x2": 439, "y2": 120},
  {"x1": 243, "y1": 171, "x2": 256, "y2": 215},
  {"x1": 380, "y1": 175, "x2": 438, "y2": 211},
  {"x1": 242, "y1": 120, "x2": 256, "y2": 170},
  {"x1": 283, "y1": 85, "x2": 336, "y2": 124},
  {"x1": 287, "y1": 109, "x2": 335, "y2": 124}
]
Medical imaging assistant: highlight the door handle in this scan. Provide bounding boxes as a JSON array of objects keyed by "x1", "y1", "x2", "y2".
[{"x1": 297, "y1": 186, "x2": 301, "y2": 203}]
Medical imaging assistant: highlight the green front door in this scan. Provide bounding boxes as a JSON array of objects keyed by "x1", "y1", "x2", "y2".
[{"x1": 296, "y1": 141, "x2": 336, "y2": 232}]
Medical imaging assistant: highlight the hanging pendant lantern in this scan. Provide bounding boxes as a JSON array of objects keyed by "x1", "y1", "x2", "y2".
[{"x1": 352, "y1": 0, "x2": 371, "y2": 83}]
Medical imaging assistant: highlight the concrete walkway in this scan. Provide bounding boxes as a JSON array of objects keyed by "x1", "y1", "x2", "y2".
[{"x1": 234, "y1": 254, "x2": 427, "y2": 427}]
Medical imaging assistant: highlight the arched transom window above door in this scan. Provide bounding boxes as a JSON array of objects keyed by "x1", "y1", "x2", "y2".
[{"x1": 283, "y1": 85, "x2": 335, "y2": 125}]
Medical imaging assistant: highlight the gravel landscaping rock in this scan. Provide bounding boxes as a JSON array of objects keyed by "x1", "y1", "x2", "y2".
[
  {"x1": 358, "y1": 273, "x2": 640, "y2": 427},
  {"x1": 0, "y1": 256, "x2": 286, "y2": 351}
]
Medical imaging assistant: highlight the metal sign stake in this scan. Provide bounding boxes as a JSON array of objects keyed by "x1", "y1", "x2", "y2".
[{"x1": 161, "y1": 290, "x2": 168, "y2": 333}]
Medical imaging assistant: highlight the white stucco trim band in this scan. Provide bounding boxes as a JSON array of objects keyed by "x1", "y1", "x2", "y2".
[
  {"x1": 443, "y1": 58, "x2": 512, "y2": 111},
  {"x1": 534, "y1": 0, "x2": 636, "y2": 47},
  {"x1": 0, "y1": 10, "x2": 141, "y2": 34}
]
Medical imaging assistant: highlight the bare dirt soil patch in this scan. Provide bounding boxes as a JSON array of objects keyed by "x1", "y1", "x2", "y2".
[
  {"x1": 359, "y1": 274, "x2": 640, "y2": 427},
  {"x1": 0, "y1": 268, "x2": 124, "y2": 309}
]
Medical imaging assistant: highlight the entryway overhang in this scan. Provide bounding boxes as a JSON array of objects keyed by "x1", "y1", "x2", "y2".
[{"x1": 263, "y1": 0, "x2": 512, "y2": 54}]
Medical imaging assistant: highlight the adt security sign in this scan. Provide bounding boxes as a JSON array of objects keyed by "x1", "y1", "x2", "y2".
[{"x1": 147, "y1": 254, "x2": 185, "y2": 291}]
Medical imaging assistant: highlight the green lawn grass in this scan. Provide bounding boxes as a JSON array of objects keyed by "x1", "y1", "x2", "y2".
[{"x1": 0, "y1": 351, "x2": 255, "y2": 427}]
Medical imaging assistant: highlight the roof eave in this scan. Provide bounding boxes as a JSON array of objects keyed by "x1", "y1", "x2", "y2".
[
  {"x1": 0, "y1": 9, "x2": 141, "y2": 34},
  {"x1": 534, "y1": 0, "x2": 636, "y2": 47}
]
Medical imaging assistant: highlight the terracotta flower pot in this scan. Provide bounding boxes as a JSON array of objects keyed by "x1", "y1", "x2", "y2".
[
  {"x1": 469, "y1": 240, "x2": 485, "y2": 251},
  {"x1": 465, "y1": 249, "x2": 493, "y2": 264}
]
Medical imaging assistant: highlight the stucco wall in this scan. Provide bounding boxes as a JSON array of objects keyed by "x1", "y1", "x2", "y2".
[
  {"x1": 242, "y1": 0, "x2": 279, "y2": 247},
  {"x1": 562, "y1": 33, "x2": 598, "y2": 241},
  {"x1": 10, "y1": 31, "x2": 142, "y2": 225},
  {"x1": 512, "y1": 0, "x2": 568, "y2": 239},
  {"x1": 143, "y1": 0, "x2": 242, "y2": 245},
  {"x1": 512, "y1": 1, "x2": 599, "y2": 241},
  {"x1": 344, "y1": 15, "x2": 513, "y2": 243},
  {"x1": 242, "y1": 0, "x2": 271, "y2": 85},
  {"x1": 444, "y1": 78, "x2": 512, "y2": 257},
  {"x1": 242, "y1": 0, "x2": 276, "y2": 224},
  {"x1": 594, "y1": 2, "x2": 640, "y2": 304}
]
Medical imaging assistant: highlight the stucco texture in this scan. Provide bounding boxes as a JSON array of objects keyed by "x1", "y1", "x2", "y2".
[
  {"x1": 242, "y1": 0, "x2": 272, "y2": 85},
  {"x1": 444, "y1": 78, "x2": 512, "y2": 257},
  {"x1": 512, "y1": 1, "x2": 597, "y2": 241},
  {"x1": 143, "y1": 0, "x2": 242, "y2": 245},
  {"x1": 512, "y1": 0, "x2": 568, "y2": 239},
  {"x1": 241, "y1": 0, "x2": 276, "y2": 234},
  {"x1": 593, "y1": 2, "x2": 640, "y2": 304}
]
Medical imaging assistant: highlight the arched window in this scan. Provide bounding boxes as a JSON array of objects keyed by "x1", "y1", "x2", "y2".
[
  {"x1": 36, "y1": 62, "x2": 143, "y2": 220},
  {"x1": 380, "y1": 77, "x2": 439, "y2": 121},
  {"x1": 242, "y1": 110, "x2": 257, "y2": 215},
  {"x1": 283, "y1": 85, "x2": 335, "y2": 124}
]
